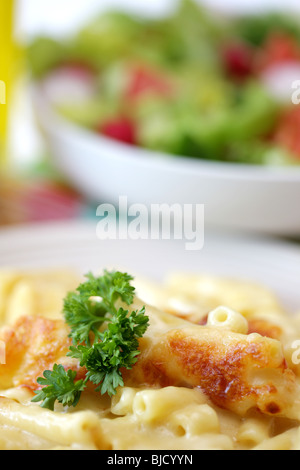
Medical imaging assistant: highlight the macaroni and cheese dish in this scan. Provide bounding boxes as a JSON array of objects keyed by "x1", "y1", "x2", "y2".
[{"x1": 0, "y1": 268, "x2": 300, "y2": 450}]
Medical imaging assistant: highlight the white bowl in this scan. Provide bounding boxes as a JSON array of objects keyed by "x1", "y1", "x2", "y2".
[{"x1": 32, "y1": 85, "x2": 300, "y2": 236}]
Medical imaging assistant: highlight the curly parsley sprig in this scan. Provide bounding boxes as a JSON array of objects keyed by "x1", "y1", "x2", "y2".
[
  {"x1": 32, "y1": 270, "x2": 149, "y2": 410},
  {"x1": 31, "y1": 364, "x2": 87, "y2": 410}
]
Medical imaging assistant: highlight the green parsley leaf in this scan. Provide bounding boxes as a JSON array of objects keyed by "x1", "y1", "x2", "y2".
[
  {"x1": 63, "y1": 291, "x2": 106, "y2": 346},
  {"x1": 68, "y1": 305, "x2": 148, "y2": 396},
  {"x1": 32, "y1": 270, "x2": 149, "y2": 410},
  {"x1": 63, "y1": 270, "x2": 136, "y2": 346},
  {"x1": 31, "y1": 364, "x2": 87, "y2": 411}
]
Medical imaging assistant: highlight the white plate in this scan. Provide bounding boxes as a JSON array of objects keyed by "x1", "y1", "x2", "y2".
[{"x1": 0, "y1": 221, "x2": 299, "y2": 313}]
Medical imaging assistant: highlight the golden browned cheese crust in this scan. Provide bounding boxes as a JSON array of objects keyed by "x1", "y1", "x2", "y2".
[
  {"x1": 0, "y1": 315, "x2": 298, "y2": 419},
  {"x1": 0, "y1": 316, "x2": 83, "y2": 390},
  {"x1": 165, "y1": 329, "x2": 292, "y2": 415},
  {"x1": 247, "y1": 318, "x2": 283, "y2": 340},
  {"x1": 123, "y1": 328, "x2": 298, "y2": 417},
  {"x1": 194, "y1": 314, "x2": 283, "y2": 340}
]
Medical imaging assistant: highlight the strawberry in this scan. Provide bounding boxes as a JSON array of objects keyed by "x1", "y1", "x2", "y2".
[
  {"x1": 256, "y1": 33, "x2": 300, "y2": 71},
  {"x1": 274, "y1": 106, "x2": 300, "y2": 159},
  {"x1": 126, "y1": 65, "x2": 173, "y2": 100},
  {"x1": 100, "y1": 117, "x2": 137, "y2": 145},
  {"x1": 222, "y1": 41, "x2": 254, "y2": 80}
]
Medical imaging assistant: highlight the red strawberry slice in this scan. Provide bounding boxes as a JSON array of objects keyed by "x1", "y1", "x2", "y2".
[
  {"x1": 256, "y1": 33, "x2": 300, "y2": 71},
  {"x1": 100, "y1": 117, "x2": 137, "y2": 145},
  {"x1": 274, "y1": 106, "x2": 300, "y2": 159},
  {"x1": 126, "y1": 65, "x2": 173, "y2": 100},
  {"x1": 222, "y1": 41, "x2": 254, "y2": 80}
]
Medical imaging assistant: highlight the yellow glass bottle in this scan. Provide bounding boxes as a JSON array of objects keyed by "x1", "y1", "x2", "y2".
[{"x1": 0, "y1": 0, "x2": 15, "y2": 162}]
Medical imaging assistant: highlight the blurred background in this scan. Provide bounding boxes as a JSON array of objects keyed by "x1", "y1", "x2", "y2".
[{"x1": 1, "y1": 0, "x2": 300, "y2": 236}]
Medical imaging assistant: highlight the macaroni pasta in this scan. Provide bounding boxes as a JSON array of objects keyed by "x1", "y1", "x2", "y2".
[{"x1": 0, "y1": 269, "x2": 300, "y2": 450}]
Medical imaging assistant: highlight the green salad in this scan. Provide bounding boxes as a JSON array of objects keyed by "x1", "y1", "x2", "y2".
[{"x1": 28, "y1": 0, "x2": 300, "y2": 165}]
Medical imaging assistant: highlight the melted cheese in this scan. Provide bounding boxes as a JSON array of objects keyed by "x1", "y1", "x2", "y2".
[{"x1": 0, "y1": 269, "x2": 300, "y2": 450}]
